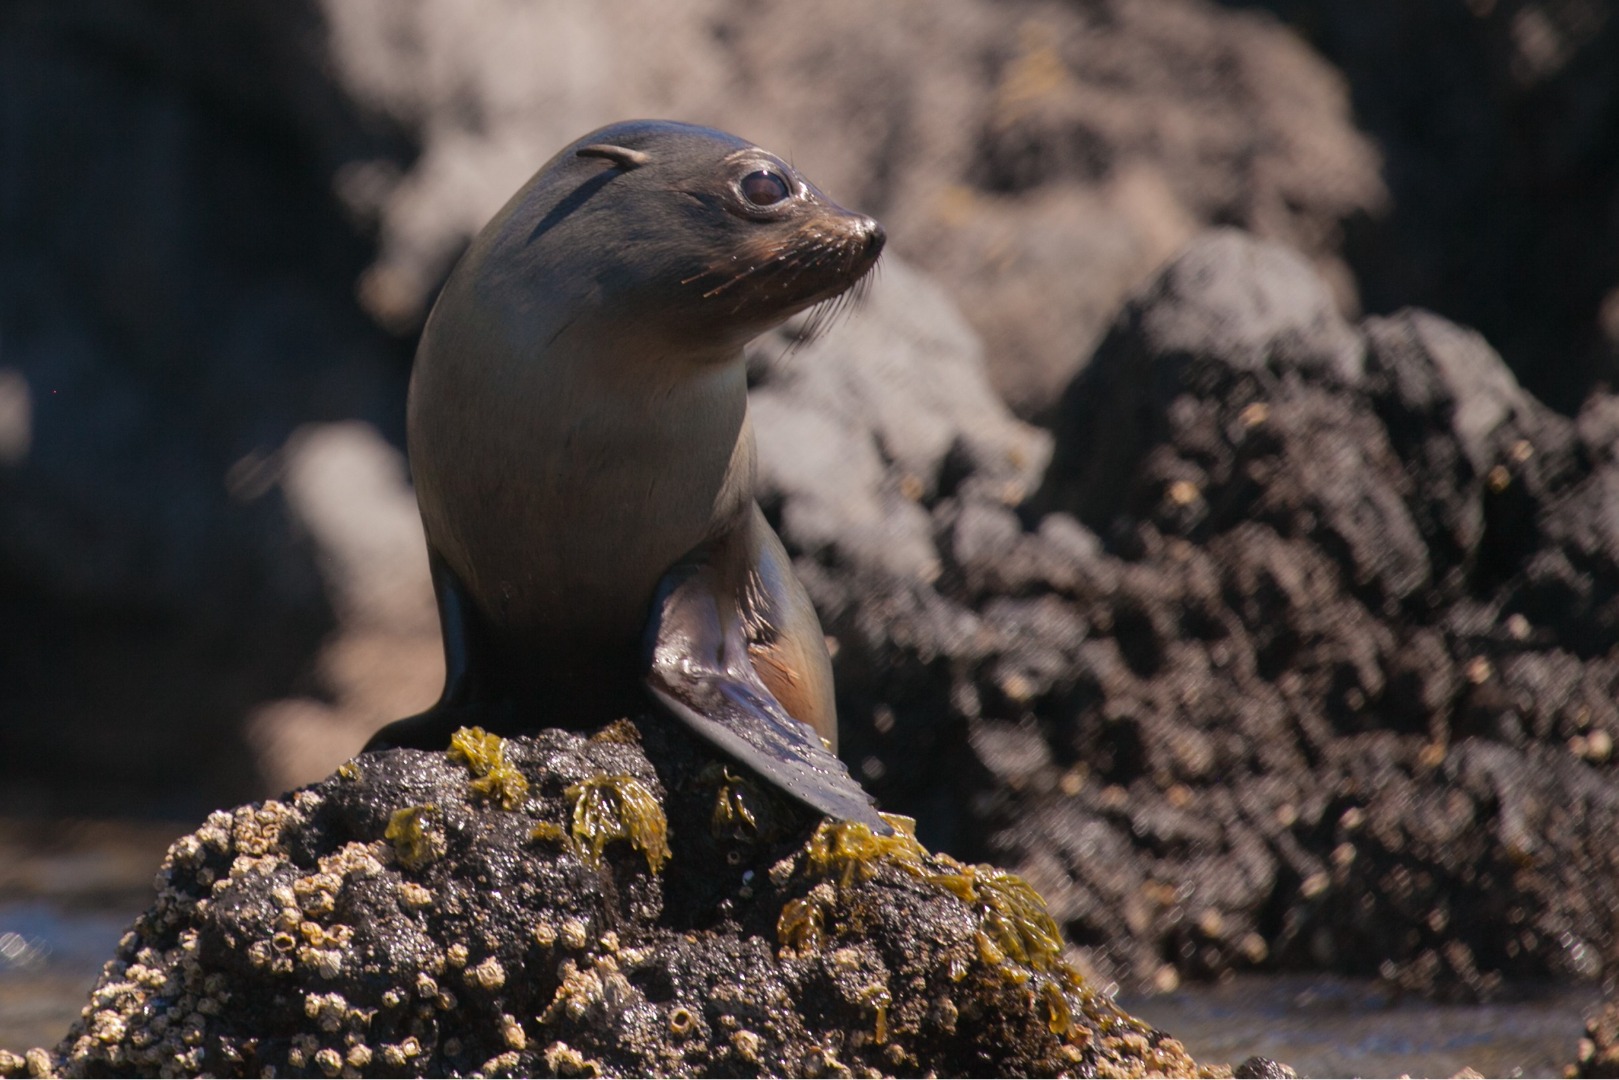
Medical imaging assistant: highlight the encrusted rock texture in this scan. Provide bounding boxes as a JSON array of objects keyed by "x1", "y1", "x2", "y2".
[
  {"x1": 809, "y1": 229, "x2": 1619, "y2": 1003},
  {"x1": 4, "y1": 724, "x2": 1225, "y2": 1079},
  {"x1": 822, "y1": 230, "x2": 1619, "y2": 1001}
]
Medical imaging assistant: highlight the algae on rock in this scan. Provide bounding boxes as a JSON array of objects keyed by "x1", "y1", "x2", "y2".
[{"x1": 18, "y1": 720, "x2": 1229, "y2": 1078}]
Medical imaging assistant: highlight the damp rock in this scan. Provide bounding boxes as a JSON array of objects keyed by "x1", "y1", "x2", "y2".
[{"x1": 17, "y1": 722, "x2": 1238, "y2": 1078}]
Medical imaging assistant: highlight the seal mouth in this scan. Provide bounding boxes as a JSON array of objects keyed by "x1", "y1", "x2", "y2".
[{"x1": 680, "y1": 211, "x2": 886, "y2": 330}]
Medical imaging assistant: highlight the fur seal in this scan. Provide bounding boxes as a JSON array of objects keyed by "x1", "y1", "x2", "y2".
[{"x1": 366, "y1": 120, "x2": 889, "y2": 832}]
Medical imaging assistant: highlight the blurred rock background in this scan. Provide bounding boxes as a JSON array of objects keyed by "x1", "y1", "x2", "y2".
[{"x1": 2, "y1": 0, "x2": 1618, "y2": 999}]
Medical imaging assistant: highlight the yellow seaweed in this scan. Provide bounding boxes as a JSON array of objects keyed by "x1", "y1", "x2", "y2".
[
  {"x1": 447, "y1": 726, "x2": 529, "y2": 811},
  {"x1": 564, "y1": 775, "x2": 670, "y2": 874}
]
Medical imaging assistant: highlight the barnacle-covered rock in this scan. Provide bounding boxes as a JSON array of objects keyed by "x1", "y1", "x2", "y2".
[{"x1": 17, "y1": 721, "x2": 1240, "y2": 1078}]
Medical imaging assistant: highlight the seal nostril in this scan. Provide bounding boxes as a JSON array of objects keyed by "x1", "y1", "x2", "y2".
[{"x1": 863, "y1": 218, "x2": 887, "y2": 257}]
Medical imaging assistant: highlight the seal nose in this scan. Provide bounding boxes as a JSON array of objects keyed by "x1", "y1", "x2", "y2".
[{"x1": 861, "y1": 217, "x2": 887, "y2": 259}]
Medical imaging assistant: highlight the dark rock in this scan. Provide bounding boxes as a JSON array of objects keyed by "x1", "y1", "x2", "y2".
[
  {"x1": 1235, "y1": 0, "x2": 1619, "y2": 415},
  {"x1": 1034, "y1": 229, "x2": 1366, "y2": 530},
  {"x1": 0, "y1": 1, "x2": 412, "y2": 816},
  {"x1": 20, "y1": 724, "x2": 1211, "y2": 1078},
  {"x1": 821, "y1": 229, "x2": 1619, "y2": 1001}
]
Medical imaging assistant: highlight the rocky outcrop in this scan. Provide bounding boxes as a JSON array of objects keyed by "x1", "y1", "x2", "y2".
[
  {"x1": 1239, "y1": 0, "x2": 1619, "y2": 415},
  {"x1": 10, "y1": 724, "x2": 1220, "y2": 1078},
  {"x1": 748, "y1": 257, "x2": 1052, "y2": 585},
  {"x1": 813, "y1": 230, "x2": 1619, "y2": 999}
]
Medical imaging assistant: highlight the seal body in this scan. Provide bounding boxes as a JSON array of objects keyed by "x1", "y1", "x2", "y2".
[{"x1": 369, "y1": 120, "x2": 887, "y2": 829}]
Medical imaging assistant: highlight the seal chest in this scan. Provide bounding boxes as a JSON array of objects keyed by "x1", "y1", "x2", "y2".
[{"x1": 372, "y1": 120, "x2": 891, "y2": 831}]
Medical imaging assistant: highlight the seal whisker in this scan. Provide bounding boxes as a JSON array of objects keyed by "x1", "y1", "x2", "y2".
[
  {"x1": 799, "y1": 262, "x2": 875, "y2": 342},
  {"x1": 680, "y1": 252, "x2": 772, "y2": 290},
  {"x1": 709, "y1": 259, "x2": 798, "y2": 303},
  {"x1": 698, "y1": 249, "x2": 802, "y2": 298},
  {"x1": 772, "y1": 244, "x2": 834, "y2": 294},
  {"x1": 797, "y1": 295, "x2": 843, "y2": 343}
]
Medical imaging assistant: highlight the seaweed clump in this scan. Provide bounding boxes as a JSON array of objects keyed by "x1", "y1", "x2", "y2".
[
  {"x1": 385, "y1": 804, "x2": 445, "y2": 870},
  {"x1": 698, "y1": 763, "x2": 786, "y2": 841},
  {"x1": 564, "y1": 774, "x2": 670, "y2": 873},
  {"x1": 778, "y1": 814, "x2": 1140, "y2": 1043},
  {"x1": 448, "y1": 726, "x2": 529, "y2": 810}
]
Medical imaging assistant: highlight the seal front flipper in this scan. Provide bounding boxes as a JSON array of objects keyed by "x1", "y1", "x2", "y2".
[
  {"x1": 365, "y1": 552, "x2": 498, "y2": 751},
  {"x1": 645, "y1": 552, "x2": 891, "y2": 835}
]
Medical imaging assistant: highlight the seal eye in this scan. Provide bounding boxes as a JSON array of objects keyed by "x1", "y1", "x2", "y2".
[{"x1": 740, "y1": 169, "x2": 791, "y2": 207}]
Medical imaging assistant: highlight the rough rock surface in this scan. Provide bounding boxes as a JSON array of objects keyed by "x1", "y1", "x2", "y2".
[
  {"x1": 1239, "y1": 0, "x2": 1619, "y2": 415},
  {"x1": 748, "y1": 257, "x2": 1052, "y2": 585},
  {"x1": 817, "y1": 230, "x2": 1619, "y2": 1000},
  {"x1": 5, "y1": 723, "x2": 1226, "y2": 1079}
]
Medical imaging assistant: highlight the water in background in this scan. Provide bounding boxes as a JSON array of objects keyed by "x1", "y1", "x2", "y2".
[
  {"x1": 1122, "y1": 974, "x2": 1602, "y2": 1078},
  {"x1": 0, "y1": 818, "x2": 180, "y2": 1053}
]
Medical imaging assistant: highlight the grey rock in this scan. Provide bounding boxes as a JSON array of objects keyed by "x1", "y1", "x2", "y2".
[
  {"x1": 1364, "y1": 310, "x2": 1533, "y2": 476},
  {"x1": 749, "y1": 255, "x2": 1050, "y2": 583},
  {"x1": 41, "y1": 721, "x2": 1202, "y2": 1078},
  {"x1": 1134, "y1": 228, "x2": 1365, "y2": 384},
  {"x1": 1033, "y1": 230, "x2": 1366, "y2": 530}
]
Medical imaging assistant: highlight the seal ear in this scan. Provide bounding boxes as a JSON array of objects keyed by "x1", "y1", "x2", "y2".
[{"x1": 576, "y1": 144, "x2": 652, "y2": 170}]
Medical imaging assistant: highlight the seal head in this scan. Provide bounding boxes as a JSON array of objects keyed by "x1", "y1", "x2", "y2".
[
  {"x1": 369, "y1": 121, "x2": 890, "y2": 832},
  {"x1": 474, "y1": 119, "x2": 881, "y2": 353}
]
